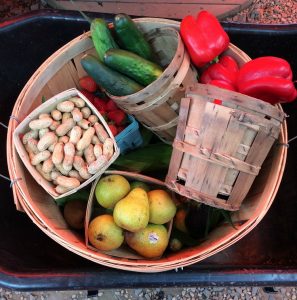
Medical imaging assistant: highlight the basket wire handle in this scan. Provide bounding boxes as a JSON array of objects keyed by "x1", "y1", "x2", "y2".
[
  {"x1": 0, "y1": 122, "x2": 8, "y2": 129},
  {"x1": 0, "y1": 173, "x2": 22, "y2": 188},
  {"x1": 1, "y1": 118, "x2": 22, "y2": 187}
]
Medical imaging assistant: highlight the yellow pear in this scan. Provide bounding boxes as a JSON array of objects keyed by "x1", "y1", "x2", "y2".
[
  {"x1": 113, "y1": 187, "x2": 149, "y2": 232},
  {"x1": 125, "y1": 224, "x2": 169, "y2": 258},
  {"x1": 148, "y1": 190, "x2": 177, "y2": 224},
  {"x1": 88, "y1": 214, "x2": 124, "y2": 251},
  {"x1": 95, "y1": 175, "x2": 130, "y2": 209}
]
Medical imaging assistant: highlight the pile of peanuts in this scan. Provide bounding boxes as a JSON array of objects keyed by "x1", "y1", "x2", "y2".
[{"x1": 22, "y1": 96, "x2": 115, "y2": 195}]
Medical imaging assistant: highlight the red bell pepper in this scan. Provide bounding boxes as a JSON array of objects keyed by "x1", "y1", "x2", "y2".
[
  {"x1": 209, "y1": 80, "x2": 236, "y2": 91},
  {"x1": 237, "y1": 56, "x2": 297, "y2": 104},
  {"x1": 238, "y1": 77, "x2": 297, "y2": 104},
  {"x1": 180, "y1": 11, "x2": 230, "y2": 68},
  {"x1": 237, "y1": 56, "x2": 293, "y2": 83},
  {"x1": 200, "y1": 55, "x2": 239, "y2": 89}
]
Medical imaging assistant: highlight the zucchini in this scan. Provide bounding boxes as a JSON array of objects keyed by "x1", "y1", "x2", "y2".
[
  {"x1": 114, "y1": 14, "x2": 155, "y2": 61},
  {"x1": 104, "y1": 49, "x2": 163, "y2": 86},
  {"x1": 81, "y1": 55, "x2": 143, "y2": 96},
  {"x1": 91, "y1": 18, "x2": 118, "y2": 61}
]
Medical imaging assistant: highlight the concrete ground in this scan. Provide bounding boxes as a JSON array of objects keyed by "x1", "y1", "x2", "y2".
[{"x1": 1, "y1": 286, "x2": 297, "y2": 300}]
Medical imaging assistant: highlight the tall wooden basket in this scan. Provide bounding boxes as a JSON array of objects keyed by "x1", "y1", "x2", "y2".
[{"x1": 6, "y1": 17, "x2": 288, "y2": 272}]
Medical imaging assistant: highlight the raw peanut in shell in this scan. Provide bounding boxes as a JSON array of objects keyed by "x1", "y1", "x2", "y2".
[
  {"x1": 51, "y1": 170, "x2": 62, "y2": 181},
  {"x1": 55, "y1": 185, "x2": 73, "y2": 194},
  {"x1": 39, "y1": 128, "x2": 49, "y2": 139},
  {"x1": 94, "y1": 122, "x2": 108, "y2": 143},
  {"x1": 37, "y1": 132, "x2": 58, "y2": 151},
  {"x1": 79, "y1": 166, "x2": 92, "y2": 180},
  {"x1": 31, "y1": 150, "x2": 51, "y2": 165},
  {"x1": 50, "y1": 120, "x2": 61, "y2": 131},
  {"x1": 84, "y1": 144, "x2": 96, "y2": 165},
  {"x1": 55, "y1": 164, "x2": 70, "y2": 176},
  {"x1": 93, "y1": 144, "x2": 103, "y2": 158},
  {"x1": 103, "y1": 138, "x2": 114, "y2": 160},
  {"x1": 29, "y1": 118, "x2": 53, "y2": 130},
  {"x1": 91, "y1": 135, "x2": 101, "y2": 145},
  {"x1": 26, "y1": 138, "x2": 39, "y2": 154},
  {"x1": 25, "y1": 144, "x2": 36, "y2": 160},
  {"x1": 59, "y1": 136, "x2": 69, "y2": 143},
  {"x1": 62, "y1": 112, "x2": 71, "y2": 123},
  {"x1": 42, "y1": 158, "x2": 54, "y2": 173},
  {"x1": 48, "y1": 142, "x2": 56, "y2": 152},
  {"x1": 56, "y1": 176, "x2": 80, "y2": 189},
  {"x1": 73, "y1": 156, "x2": 91, "y2": 180},
  {"x1": 69, "y1": 126, "x2": 82, "y2": 145},
  {"x1": 77, "y1": 119, "x2": 91, "y2": 130},
  {"x1": 57, "y1": 100, "x2": 75, "y2": 112},
  {"x1": 56, "y1": 118, "x2": 75, "y2": 136},
  {"x1": 73, "y1": 156, "x2": 85, "y2": 170},
  {"x1": 88, "y1": 115, "x2": 98, "y2": 125},
  {"x1": 76, "y1": 127, "x2": 95, "y2": 151},
  {"x1": 72, "y1": 107, "x2": 83, "y2": 122},
  {"x1": 62, "y1": 142, "x2": 75, "y2": 172},
  {"x1": 81, "y1": 107, "x2": 91, "y2": 119},
  {"x1": 36, "y1": 164, "x2": 52, "y2": 181},
  {"x1": 70, "y1": 96, "x2": 85, "y2": 108},
  {"x1": 75, "y1": 150, "x2": 84, "y2": 157},
  {"x1": 52, "y1": 142, "x2": 64, "y2": 165},
  {"x1": 87, "y1": 155, "x2": 108, "y2": 174},
  {"x1": 69, "y1": 170, "x2": 84, "y2": 182},
  {"x1": 51, "y1": 110, "x2": 62, "y2": 121},
  {"x1": 22, "y1": 130, "x2": 38, "y2": 144},
  {"x1": 39, "y1": 113, "x2": 50, "y2": 119}
]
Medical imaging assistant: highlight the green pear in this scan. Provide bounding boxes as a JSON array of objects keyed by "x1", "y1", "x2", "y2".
[
  {"x1": 125, "y1": 224, "x2": 169, "y2": 258},
  {"x1": 88, "y1": 214, "x2": 124, "y2": 251},
  {"x1": 95, "y1": 175, "x2": 130, "y2": 208},
  {"x1": 130, "y1": 181, "x2": 150, "y2": 192},
  {"x1": 113, "y1": 187, "x2": 149, "y2": 232},
  {"x1": 148, "y1": 190, "x2": 177, "y2": 224}
]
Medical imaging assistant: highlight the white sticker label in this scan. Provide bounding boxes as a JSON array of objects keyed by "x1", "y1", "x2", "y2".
[{"x1": 148, "y1": 232, "x2": 159, "y2": 244}]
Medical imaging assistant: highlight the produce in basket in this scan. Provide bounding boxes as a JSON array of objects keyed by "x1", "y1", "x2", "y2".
[
  {"x1": 87, "y1": 173, "x2": 177, "y2": 258},
  {"x1": 18, "y1": 93, "x2": 117, "y2": 196},
  {"x1": 81, "y1": 14, "x2": 164, "y2": 97}
]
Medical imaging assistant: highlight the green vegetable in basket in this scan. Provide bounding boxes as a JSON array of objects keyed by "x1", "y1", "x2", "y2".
[
  {"x1": 109, "y1": 143, "x2": 172, "y2": 178},
  {"x1": 104, "y1": 49, "x2": 163, "y2": 86},
  {"x1": 91, "y1": 18, "x2": 119, "y2": 62},
  {"x1": 113, "y1": 13, "x2": 155, "y2": 61}
]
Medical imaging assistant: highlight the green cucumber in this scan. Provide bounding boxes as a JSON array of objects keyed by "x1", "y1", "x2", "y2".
[
  {"x1": 81, "y1": 55, "x2": 143, "y2": 96},
  {"x1": 104, "y1": 49, "x2": 163, "y2": 86},
  {"x1": 114, "y1": 14, "x2": 155, "y2": 61},
  {"x1": 91, "y1": 18, "x2": 118, "y2": 61}
]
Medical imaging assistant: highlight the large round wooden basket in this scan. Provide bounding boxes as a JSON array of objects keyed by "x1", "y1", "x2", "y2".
[{"x1": 6, "y1": 17, "x2": 288, "y2": 272}]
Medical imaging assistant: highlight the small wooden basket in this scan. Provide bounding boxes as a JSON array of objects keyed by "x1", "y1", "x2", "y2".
[
  {"x1": 166, "y1": 83, "x2": 286, "y2": 211},
  {"x1": 85, "y1": 171, "x2": 173, "y2": 260},
  {"x1": 108, "y1": 26, "x2": 198, "y2": 143}
]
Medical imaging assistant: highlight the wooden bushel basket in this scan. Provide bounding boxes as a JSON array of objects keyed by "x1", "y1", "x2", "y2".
[
  {"x1": 166, "y1": 83, "x2": 286, "y2": 211},
  {"x1": 6, "y1": 18, "x2": 288, "y2": 272}
]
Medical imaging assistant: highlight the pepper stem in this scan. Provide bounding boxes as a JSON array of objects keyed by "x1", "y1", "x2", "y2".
[{"x1": 211, "y1": 56, "x2": 220, "y2": 64}]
